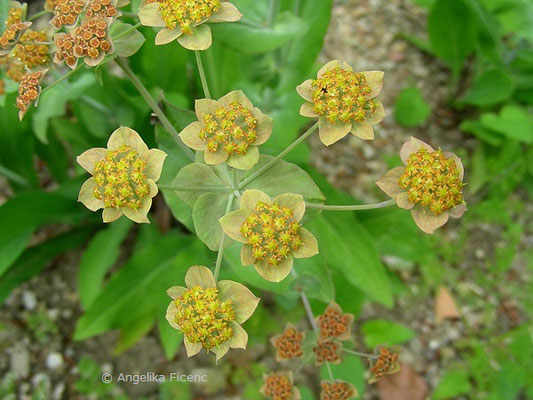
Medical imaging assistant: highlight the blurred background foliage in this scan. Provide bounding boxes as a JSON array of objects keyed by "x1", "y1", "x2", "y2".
[{"x1": 0, "y1": 0, "x2": 532, "y2": 398}]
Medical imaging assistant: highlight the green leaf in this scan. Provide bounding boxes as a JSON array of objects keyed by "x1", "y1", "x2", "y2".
[
  {"x1": 78, "y1": 218, "x2": 133, "y2": 309},
  {"x1": 193, "y1": 192, "x2": 232, "y2": 251},
  {"x1": 428, "y1": 0, "x2": 477, "y2": 79},
  {"x1": 479, "y1": 105, "x2": 533, "y2": 143},
  {"x1": 0, "y1": 0, "x2": 9, "y2": 33},
  {"x1": 460, "y1": 119, "x2": 503, "y2": 146},
  {"x1": 212, "y1": 13, "x2": 308, "y2": 54},
  {"x1": 110, "y1": 21, "x2": 146, "y2": 57},
  {"x1": 158, "y1": 311, "x2": 183, "y2": 360},
  {"x1": 394, "y1": 87, "x2": 431, "y2": 127},
  {"x1": 171, "y1": 163, "x2": 227, "y2": 206},
  {"x1": 114, "y1": 313, "x2": 155, "y2": 354},
  {"x1": 361, "y1": 319, "x2": 415, "y2": 347},
  {"x1": 433, "y1": 368, "x2": 472, "y2": 399},
  {"x1": 74, "y1": 234, "x2": 209, "y2": 340},
  {"x1": 307, "y1": 213, "x2": 392, "y2": 307},
  {"x1": 320, "y1": 354, "x2": 366, "y2": 397},
  {"x1": 460, "y1": 69, "x2": 513, "y2": 106},
  {"x1": 242, "y1": 155, "x2": 325, "y2": 222}
]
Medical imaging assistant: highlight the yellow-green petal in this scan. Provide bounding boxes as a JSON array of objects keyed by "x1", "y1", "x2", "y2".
[
  {"x1": 107, "y1": 126, "x2": 148, "y2": 153},
  {"x1": 351, "y1": 121, "x2": 374, "y2": 140},
  {"x1": 77, "y1": 148, "x2": 107, "y2": 174},
  {"x1": 255, "y1": 256, "x2": 293, "y2": 283},
  {"x1": 179, "y1": 121, "x2": 206, "y2": 151},
  {"x1": 241, "y1": 244, "x2": 254, "y2": 266},
  {"x1": 165, "y1": 301, "x2": 180, "y2": 330},
  {"x1": 400, "y1": 137, "x2": 434, "y2": 165},
  {"x1": 78, "y1": 178, "x2": 104, "y2": 211},
  {"x1": 177, "y1": 24, "x2": 212, "y2": 51},
  {"x1": 272, "y1": 193, "x2": 305, "y2": 222},
  {"x1": 209, "y1": 2, "x2": 242, "y2": 23},
  {"x1": 204, "y1": 147, "x2": 229, "y2": 165},
  {"x1": 296, "y1": 79, "x2": 313, "y2": 102},
  {"x1": 292, "y1": 228, "x2": 318, "y2": 259},
  {"x1": 138, "y1": 3, "x2": 165, "y2": 27},
  {"x1": 185, "y1": 265, "x2": 216, "y2": 289},
  {"x1": 184, "y1": 337, "x2": 203, "y2": 357},
  {"x1": 144, "y1": 148, "x2": 167, "y2": 181},
  {"x1": 218, "y1": 280, "x2": 260, "y2": 323},
  {"x1": 155, "y1": 27, "x2": 182, "y2": 45},
  {"x1": 318, "y1": 118, "x2": 351, "y2": 146},
  {"x1": 218, "y1": 90, "x2": 253, "y2": 110},
  {"x1": 375, "y1": 166, "x2": 404, "y2": 198},
  {"x1": 362, "y1": 71, "x2": 384, "y2": 99},
  {"x1": 227, "y1": 146, "x2": 259, "y2": 170},
  {"x1": 240, "y1": 189, "x2": 271, "y2": 210},
  {"x1": 102, "y1": 207, "x2": 123, "y2": 223},
  {"x1": 300, "y1": 102, "x2": 318, "y2": 118},
  {"x1": 167, "y1": 286, "x2": 187, "y2": 300},
  {"x1": 410, "y1": 205, "x2": 449, "y2": 234},
  {"x1": 219, "y1": 209, "x2": 249, "y2": 243}
]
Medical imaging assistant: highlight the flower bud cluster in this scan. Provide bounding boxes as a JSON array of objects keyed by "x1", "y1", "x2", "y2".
[
  {"x1": 311, "y1": 67, "x2": 377, "y2": 125},
  {"x1": 399, "y1": 148, "x2": 463, "y2": 215},
  {"x1": 86, "y1": 0, "x2": 118, "y2": 19},
  {"x1": 173, "y1": 285, "x2": 235, "y2": 350},
  {"x1": 317, "y1": 305, "x2": 350, "y2": 340},
  {"x1": 200, "y1": 102, "x2": 258, "y2": 155},
  {"x1": 370, "y1": 347, "x2": 399, "y2": 381},
  {"x1": 51, "y1": 0, "x2": 86, "y2": 29},
  {"x1": 16, "y1": 71, "x2": 44, "y2": 115},
  {"x1": 313, "y1": 340, "x2": 341, "y2": 364},
  {"x1": 160, "y1": 0, "x2": 221, "y2": 34},
  {"x1": 92, "y1": 145, "x2": 150, "y2": 210},
  {"x1": 321, "y1": 381, "x2": 356, "y2": 400},
  {"x1": 263, "y1": 373, "x2": 294, "y2": 400},
  {"x1": 13, "y1": 30, "x2": 49, "y2": 68},
  {"x1": 240, "y1": 202, "x2": 302, "y2": 266},
  {"x1": 273, "y1": 326, "x2": 304, "y2": 360},
  {"x1": 72, "y1": 18, "x2": 112, "y2": 60}
]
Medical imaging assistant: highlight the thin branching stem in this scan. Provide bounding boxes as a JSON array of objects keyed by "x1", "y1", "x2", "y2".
[
  {"x1": 0, "y1": 165, "x2": 29, "y2": 187},
  {"x1": 113, "y1": 22, "x2": 142, "y2": 40},
  {"x1": 238, "y1": 122, "x2": 318, "y2": 189},
  {"x1": 28, "y1": 10, "x2": 48, "y2": 21},
  {"x1": 115, "y1": 57, "x2": 195, "y2": 160},
  {"x1": 41, "y1": 64, "x2": 84, "y2": 94},
  {"x1": 158, "y1": 185, "x2": 231, "y2": 193},
  {"x1": 306, "y1": 199, "x2": 396, "y2": 211},
  {"x1": 214, "y1": 194, "x2": 235, "y2": 281},
  {"x1": 195, "y1": 50, "x2": 211, "y2": 99},
  {"x1": 342, "y1": 348, "x2": 378, "y2": 359}
]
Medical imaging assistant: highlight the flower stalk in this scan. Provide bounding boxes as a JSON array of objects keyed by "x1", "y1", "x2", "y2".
[
  {"x1": 195, "y1": 50, "x2": 211, "y2": 99},
  {"x1": 214, "y1": 193, "x2": 235, "y2": 281},
  {"x1": 158, "y1": 185, "x2": 231, "y2": 193},
  {"x1": 306, "y1": 199, "x2": 396, "y2": 211}
]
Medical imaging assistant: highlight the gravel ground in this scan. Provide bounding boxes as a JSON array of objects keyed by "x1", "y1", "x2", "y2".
[{"x1": 1, "y1": 0, "x2": 532, "y2": 399}]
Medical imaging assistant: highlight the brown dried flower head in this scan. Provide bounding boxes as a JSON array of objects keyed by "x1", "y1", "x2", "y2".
[
  {"x1": 316, "y1": 301, "x2": 354, "y2": 343},
  {"x1": 16, "y1": 69, "x2": 47, "y2": 120},
  {"x1": 368, "y1": 346, "x2": 401, "y2": 383},
  {"x1": 50, "y1": 0, "x2": 87, "y2": 29},
  {"x1": 320, "y1": 380, "x2": 358, "y2": 400},
  {"x1": 297, "y1": 60, "x2": 385, "y2": 146},
  {"x1": 376, "y1": 137, "x2": 467, "y2": 234},
  {"x1": 166, "y1": 266, "x2": 260, "y2": 361},
  {"x1": 138, "y1": 0, "x2": 241, "y2": 50},
  {"x1": 72, "y1": 17, "x2": 114, "y2": 67},
  {"x1": 77, "y1": 127, "x2": 167, "y2": 223},
  {"x1": 180, "y1": 91, "x2": 273, "y2": 170},
  {"x1": 313, "y1": 339, "x2": 342, "y2": 365},
  {"x1": 13, "y1": 30, "x2": 50, "y2": 69},
  {"x1": 220, "y1": 190, "x2": 319, "y2": 283},
  {"x1": 260, "y1": 371, "x2": 301, "y2": 400},
  {"x1": 270, "y1": 323, "x2": 305, "y2": 361},
  {"x1": 53, "y1": 32, "x2": 78, "y2": 69}
]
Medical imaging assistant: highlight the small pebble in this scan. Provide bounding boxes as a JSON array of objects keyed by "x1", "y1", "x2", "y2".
[
  {"x1": 46, "y1": 352, "x2": 63, "y2": 370},
  {"x1": 22, "y1": 291, "x2": 37, "y2": 310}
]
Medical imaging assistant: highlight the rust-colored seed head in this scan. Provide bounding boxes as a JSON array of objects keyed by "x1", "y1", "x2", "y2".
[
  {"x1": 92, "y1": 145, "x2": 151, "y2": 210},
  {"x1": 321, "y1": 381, "x2": 357, "y2": 400},
  {"x1": 13, "y1": 30, "x2": 50, "y2": 69},
  {"x1": 86, "y1": 0, "x2": 118, "y2": 18},
  {"x1": 399, "y1": 147, "x2": 464, "y2": 215},
  {"x1": 311, "y1": 66, "x2": 376, "y2": 125},
  {"x1": 370, "y1": 347, "x2": 400, "y2": 381},
  {"x1": 0, "y1": 79, "x2": 4, "y2": 96},
  {"x1": 160, "y1": 0, "x2": 221, "y2": 34},
  {"x1": 200, "y1": 102, "x2": 258, "y2": 155},
  {"x1": 16, "y1": 71, "x2": 44, "y2": 116},
  {"x1": 316, "y1": 303, "x2": 352, "y2": 341},
  {"x1": 0, "y1": 23, "x2": 28, "y2": 48},
  {"x1": 72, "y1": 18, "x2": 112, "y2": 61},
  {"x1": 263, "y1": 373, "x2": 294, "y2": 400},
  {"x1": 273, "y1": 326, "x2": 304, "y2": 360},
  {"x1": 240, "y1": 202, "x2": 302, "y2": 267},
  {"x1": 51, "y1": 0, "x2": 86, "y2": 28},
  {"x1": 55, "y1": 33, "x2": 78, "y2": 67},
  {"x1": 172, "y1": 285, "x2": 235, "y2": 350},
  {"x1": 313, "y1": 340, "x2": 341, "y2": 364}
]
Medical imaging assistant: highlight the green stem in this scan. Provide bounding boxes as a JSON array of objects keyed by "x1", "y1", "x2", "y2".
[
  {"x1": 19, "y1": 41, "x2": 53, "y2": 45},
  {"x1": 305, "y1": 199, "x2": 396, "y2": 211},
  {"x1": 195, "y1": 50, "x2": 211, "y2": 99},
  {"x1": 325, "y1": 362, "x2": 334, "y2": 381},
  {"x1": 214, "y1": 194, "x2": 235, "y2": 281},
  {"x1": 113, "y1": 22, "x2": 142, "y2": 40},
  {"x1": 41, "y1": 64, "x2": 84, "y2": 94},
  {"x1": 267, "y1": 0, "x2": 279, "y2": 27},
  {"x1": 342, "y1": 348, "x2": 378, "y2": 359},
  {"x1": 238, "y1": 122, "x2": 318, "y2": 189},
  {"x1": 115, "y1": 57, "x2": 195, "y2": 161},
  {"x1": 0, "y1": 165, "x2": 29, "y2": 187},
  {"x1": 28, "y1": 10, "x2": 48, "y2": 21},
  {"x1": 158, "y1": 185, "x2": 231, "y2": 193}
]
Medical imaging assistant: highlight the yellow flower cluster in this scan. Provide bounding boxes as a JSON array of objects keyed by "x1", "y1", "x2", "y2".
[
  {"x1": 370, "y1": 347, "x2": 399, "y2": 381},
  {"x1": 55, "y1": 32, "x2": 77, "y2": 68},
  {"x1": 92, "y1": 145, "x2": 150, "y2": 210},
  {"x1": 399, "y1": 148, "x2": 463, "y2": 215},
  {"x1": 311, "y1": 66, "x2": 377, "y2": 124},
  {"x1": 13, "y1": 30, "x2": 49, "y2": 69},
  {"x1": 321, "y1": 381, "x2": 356, "y2": 400},
  {"x1": 72, "y1": 18, "x2": 112, "y2": 59},
  {"x1": 16, "y1": 71, "x2": 43, "y2": 114},
  {"x1": 7, "y1": 7, "x2": 23, "y2": 26},
  {"x1": 160, "y1": 0, "x2": 221, "y2": 34},
  {"x1": 173, "y1": 285, "x2": 235, "y2": 349},
  {"x1": 51, "y1": 0, "x2": 86, "y2": 29},
  {"x1": 240, "y1": 202, "x2": 302, "y2": 267},
  {"x1": 86, "y1": 0, "x2": 118, "y2": 19},
  {"x1": 263, "y1": 374, "x2": 293, "y2": 400},
  {"x1": 199, "y1": 102, "x2": 258, "y2": 155}
]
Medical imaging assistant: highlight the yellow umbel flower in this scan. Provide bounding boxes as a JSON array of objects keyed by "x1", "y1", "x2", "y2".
[
  {"x1": 13, "y1": 30, "x2": 50, "y2": 69},
  {"x1": 297, "y1": 60, "x2": 385, "y2": 146},
  {"x1": 220, "y1": 190, "x2": 319, "y2": 282},
  {"x1": 77, "y1": 127, "x2": 167, "y2": 223},
  {"x1": 180, "y1": 90, "x2": 272, "y2": 170},
  {"x1": 166, "y1": 266, "x2": 260, "y2": 361},
  {"x1": 138, "y1": 0, "x2": 241, "y2": 50},
  {"x1": 260, "y1": 371, "x2": 301, "y2": 400},
  {"x1": 376, "y1": 137, "x2": 467, "y2": 234}
]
